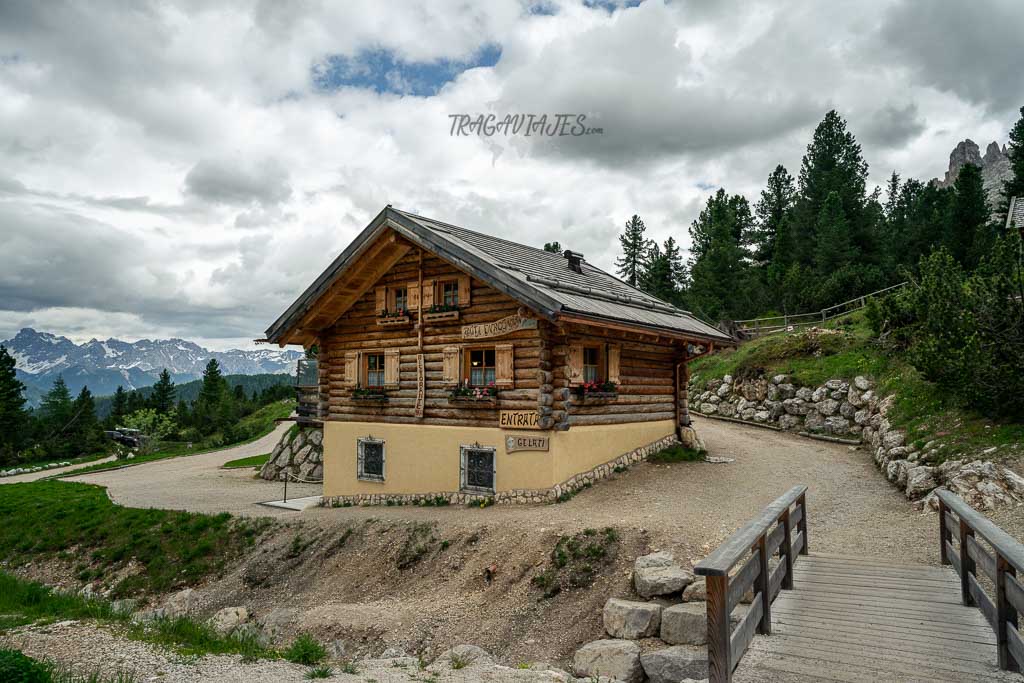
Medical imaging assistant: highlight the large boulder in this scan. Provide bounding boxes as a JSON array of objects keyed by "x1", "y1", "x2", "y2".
[
  {"x1": 164, "y1": 588, "x2": 197, "y2": 617},
  {"x1": 603, "y1": 598, "x2": 662, "y2": 639},
  {"x1": 634, "y1": 552, "x2": 694, "y2": 598},
  {"x1": 660, "y1": 603, "x2": 706, "y2": 645},
  {"x1": 639, "y1": 646, "x2": 709, "y2": 683},
  {"x1": 209, "y1": 606, "x2": 248, "y2": 635},
  {"x1": 906, "y1": 465, "x2": 938, "y2": 500},
  {"x1": 682, "y1": 578, "x2": 707, "y2": 602},
  {"x1": 573, "y1": 640, "x2": 643, "y2": 683}
]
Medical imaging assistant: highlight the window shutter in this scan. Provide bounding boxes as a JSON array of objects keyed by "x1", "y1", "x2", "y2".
[
  {"x1": 607, "y1": 345, "x2": 621, "y2": 384},
  {"x1": 384, "y1": 348, "x2": 400, "y2": 388},
  {"x1": 375, "y1": 286, "x2": 387, "y2": 314},
  {"x1": 421, "y1": 279, "x2": 435, "y2": 308},
  {"x1": 442, "y1": 346, "x2": 461, "y2": 385},
  {"x1": 344, "y1": 351, "x2": 360, "y2": 387},
  {"x1": 495, "y1": 343, "x2": 514, "y2": 387},
  {"x1": 458, "y1": 276, "x2": 471, "y2": 306},
  {"x1": 566, "y1": 344, "x2": 583, "y2": 386},
  {"x1": 406, "y1": 282, "x2": 420, "y2": 310}
]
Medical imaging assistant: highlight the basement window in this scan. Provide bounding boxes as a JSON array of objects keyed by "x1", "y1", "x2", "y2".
[
  {"x1": 357, "y1": 437, "x2": 385, "y2": 481},
  {"x1": 460, "y1": 445, "x2": 495, "y2": 493}
]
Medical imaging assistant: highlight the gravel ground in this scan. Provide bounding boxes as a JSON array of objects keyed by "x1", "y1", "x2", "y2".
[
  {"x1": 8, "y1": 620, "x2": 584, "y2": 682},
  {"x1": 63, "y1": 421, "x2": 321, "y2": 516}
]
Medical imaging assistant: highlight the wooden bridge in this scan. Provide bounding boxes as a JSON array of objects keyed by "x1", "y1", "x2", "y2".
[{"x1": 695, "y1": 486, "x2": 1024, "y2": 682}]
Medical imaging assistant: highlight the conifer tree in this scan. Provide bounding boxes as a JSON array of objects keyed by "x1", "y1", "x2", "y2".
[
  {"x1": 999, "y1": 106, "x2": 1024, "y2": 219},
  {"x1": 752, "y1": 165, "x2": 796, "y2": 264},
  {"x1": 71, "y1": 386, "x2": 102, "y2": 454},
  {"x1": 0, "y1": 345, "x2": 28, "y2": 463},
  {"x1": 947, "y1": 163, "x2": 990, "y2": 268},
  {"x1": 196, "y1": 359, "x2": 228, "y2": 435},
  {"x1": 615, "y1": 215, "x2": 650, "y2": 286},
  {"x1": 543, "y1": 241, "x2": 562, "y2": 253},
  {"x1": 688, "y1": 190, "x2": 753, "y2": 320},
  {"x1": 814, "y1": 192, "x2": 855, "y2": 275},
  {"x1": 40, "y1": 376, "x2": 73, "y2": 435},
  {"x1": 109, "y1": 386, "x2": 128, "y2": 427},
  {"x1": 662, "y1": 236, "x2": 688, "y2": 294},
  {"x1": 150, "y1": 369, "x2": 176, "y2": 415}
]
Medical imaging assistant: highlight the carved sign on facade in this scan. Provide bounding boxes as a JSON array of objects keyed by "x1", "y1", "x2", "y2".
[
  {"x1": 499, "y1": 410, "x2": 541, "y2": 430},
  {"x1": 505, "y1": 434, "x2": 550, "y2": 453},
  {"x1": 462, "y1": 314, "x2": 538, "y2": 340}
]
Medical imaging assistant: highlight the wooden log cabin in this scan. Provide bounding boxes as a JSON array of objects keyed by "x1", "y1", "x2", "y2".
[{"x1": 264, "y1": 206, "x2": 733, "y2": 504}]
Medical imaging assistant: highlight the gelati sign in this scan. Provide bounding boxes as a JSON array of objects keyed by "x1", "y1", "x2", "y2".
[{"x1": 505, "y1": 434, "x2": 550, "y2": 453}]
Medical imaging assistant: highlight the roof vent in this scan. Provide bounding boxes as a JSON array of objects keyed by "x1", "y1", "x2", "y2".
[{"x1": 563, "y1": 250, "x2": 584, "y2": 274}]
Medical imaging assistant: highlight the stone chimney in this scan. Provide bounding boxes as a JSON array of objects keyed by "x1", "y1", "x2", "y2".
[{"x1": 563, "y1": 250, "x2": 584, "y2": 274}]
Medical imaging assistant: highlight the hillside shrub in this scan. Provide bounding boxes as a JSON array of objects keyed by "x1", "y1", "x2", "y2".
[
  {"x1": 0, "y1": 648, "x2": 51, "y2": 683},
  {"x1": 869, "y1": 236, "x2": 1024, "y2": 419}
]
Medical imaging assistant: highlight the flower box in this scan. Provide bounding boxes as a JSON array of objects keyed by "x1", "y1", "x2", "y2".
[
  {"x1": 352, "y1": 393, "x2": 389, "y2": 402},
  {"x1": 574, "y1": 391, "x2": 619, "y2": 403},
  {"x1": 447, "y1": 395, "x2": 497, "y2": 407},
  {"x1": 376, "y1": 315, "x2": 411, "y2": 327},
  {"x1": 422, "y1": 309, "x2": 460, "y2": 323}
]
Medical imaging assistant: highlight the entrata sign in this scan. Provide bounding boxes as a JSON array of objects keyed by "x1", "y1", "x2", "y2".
[
  {"x1": 505, "y1": 434, "x2": 550, "y2": 453},
  {"x1": 462, "y1": 314, "x2": 537, "y2": 340},
  {"x1": 499, "y1": 410, "x2": 541, "y2": 430}
]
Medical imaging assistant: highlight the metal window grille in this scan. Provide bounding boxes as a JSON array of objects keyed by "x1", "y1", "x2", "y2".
[
  {"x1": 357, "y1": 438, "x2": 385, "y2": 481},
  {"x1": 460, "y1": 445, "x2": 495, "y2": 492}
]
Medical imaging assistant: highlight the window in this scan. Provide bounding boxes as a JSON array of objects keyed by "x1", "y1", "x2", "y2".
[
  {"x1": 468, "y1": 348, "x2": 496, "y2": 386},
  {"x1": 583, "y1": 346, "x2": 601, "y2": 382},
  {"x1": 460, "y1": 445, "x2": 495, "y2": 492},
  {"x1": 441, "y1": 280, "x2": 459, "y2": 307},
  {"x1": 357, "y1": 438, "x2": 385, "y2": 481},
  {"x1": 365, "y1": 353, "x2": 385, "y2": 388},
  {"x1": 392, "y1": 287, "x2": 408, "y2": 313}
]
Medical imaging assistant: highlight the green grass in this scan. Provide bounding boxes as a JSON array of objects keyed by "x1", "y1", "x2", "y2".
[
  {"x1": 222, "y1": 453, "x2": 270, "y2": 470},
  {"x1": 648, "y1": 445, "x2": 706, "y2": 463},
  {"x1": 531, "y1": 528, "x2": 619, "y2": 599},
  {"x1": 691, "y1": 310, "x2": 1024, "y2": 464},
  {"x1": 0, "y1": 572, "x2": 276, "y2": 663},
  {"x1": 58, "y1": 401, "x2": 293, "y2": 477},
  {"x1": 283, "y1": 634, "x2": 326, "y2": 665},
  {"x1": 0, "y1": 647, "x2": 139, "y2": 683},
  {"x1": 0, "y1": 481, "x2": 272, "y2": 596}
]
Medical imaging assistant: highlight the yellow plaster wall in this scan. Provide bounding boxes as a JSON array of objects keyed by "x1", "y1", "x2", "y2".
[{"x1": 322, "y1": 419, "x2": 676, "y2": 497}]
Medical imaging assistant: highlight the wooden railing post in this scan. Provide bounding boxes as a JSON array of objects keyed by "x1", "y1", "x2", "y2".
[
  {"x1": 938, "y1": 497, "x2": 950, "y2": 565},
  {"x1": 996, "y1": 556, "x2": 1020, "y2": 671},
  {"x1": 959, "y1": 519, "x2": 976, "y2": 606},
  {"x1": 706, "y1": 574, "x2": 731, "y2": 683},
  {"x1": 780, "y1": 508, "x2": 794, "y2": 590},
  {"x1": 756, "y1": 537, "x2": 772, "y2": 635},
  {"x1": 797, "y1": 492, "x2": 809, "y2": 555}
]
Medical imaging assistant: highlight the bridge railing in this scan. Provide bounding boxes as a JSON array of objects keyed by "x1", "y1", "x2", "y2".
[
  {"x1": 694, "y1": 485, "x2": 809, "y2": 683},
  {"x1": 938, "y1": 489, "x2": 1024, "y2": 672}
]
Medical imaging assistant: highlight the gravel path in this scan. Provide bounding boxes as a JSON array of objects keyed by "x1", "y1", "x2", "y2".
[
  {"x1": 59, "y1": 416, "x2": 941, "y2": 565},
  {"x1": 63, "y1": 421, "x2": 321, "y2": 517}
]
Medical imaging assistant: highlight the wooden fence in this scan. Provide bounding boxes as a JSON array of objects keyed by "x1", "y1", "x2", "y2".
[
  {"x1": 732, "y1": 282, "x2": 907, "y2": 340},
  {"x1": 938, "y1": 489, "x2": 1024, "y2": 672},
  {"x1": 694, "y1": 485, "x2": 809, "y2": 682}
]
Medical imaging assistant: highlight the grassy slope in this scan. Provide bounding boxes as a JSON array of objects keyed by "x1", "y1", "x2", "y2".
[
  {"x1": 58, "y1": 400, "x2": 293, "y2": 477},
  {"x1": 0, "y1": 481, "x2": 272, "y2": 596},
  {"x1": 690, "y1": 311, "x2": 1024, "y2": 464},
  {"x1": 221, "y1": 453, "x2": 270, "y2": 469}
]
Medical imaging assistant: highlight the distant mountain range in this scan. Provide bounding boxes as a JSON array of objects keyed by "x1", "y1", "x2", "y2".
[
  {"x1": 934, "y1": 138, "x2": 1012, "y2": 209},
  {"x1": 3, "y1": 328, "x2": 303, "y2": 405}
]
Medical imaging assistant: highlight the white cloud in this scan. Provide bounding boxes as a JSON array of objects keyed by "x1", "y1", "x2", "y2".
[{"x1": 0, "y1": 0, "x2": 1020, "y2": 348}]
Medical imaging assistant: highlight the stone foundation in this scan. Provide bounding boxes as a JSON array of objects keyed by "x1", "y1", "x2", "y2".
[
  {"x1": 259, "y1": 426, "x2": 324, "y2": 482},
  {"x1": 321, "y1": 433, "x2": 680, "y2": 507}
]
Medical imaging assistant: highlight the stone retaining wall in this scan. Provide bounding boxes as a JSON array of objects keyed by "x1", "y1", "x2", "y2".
[
  {"x1": 321, "y1": 433, "x2": 680, "y2": 507},
  {"x1": 259, "y1": 426, "x2": 323, "y2": 482}
]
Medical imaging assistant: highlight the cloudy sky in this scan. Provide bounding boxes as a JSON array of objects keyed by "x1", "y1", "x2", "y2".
[{"x1": 1, "y1": 0, "x2": 1021, "y2": 350}]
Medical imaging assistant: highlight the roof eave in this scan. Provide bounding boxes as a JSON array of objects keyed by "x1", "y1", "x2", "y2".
[{"x1": 556, "y1": 310, "x2": 736, "y2": 346}]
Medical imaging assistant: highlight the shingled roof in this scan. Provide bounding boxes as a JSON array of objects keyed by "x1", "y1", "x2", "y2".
[{"x1": 265, "y1": 206, "x2": 733, "y2": 345}]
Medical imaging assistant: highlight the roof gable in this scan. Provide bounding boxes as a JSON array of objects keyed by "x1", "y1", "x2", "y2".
[{"x1": 265, "y1": 206, "x2": 733, "y2": 346}]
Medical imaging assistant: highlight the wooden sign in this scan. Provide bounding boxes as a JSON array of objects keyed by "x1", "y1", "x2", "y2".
[
  {"x1": 462, "y1": 314, "x2": 537, "y2": 340},
  {"x1": 499, "y1": 410, "x2": 541, "y2": 430},
  {"x1": 505, "y1": 434, "x2": 550, "y2": 453}
]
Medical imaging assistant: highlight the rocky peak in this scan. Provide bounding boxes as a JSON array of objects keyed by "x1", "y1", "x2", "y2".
[{"x1": 936, "y1": 138, "x2": 1013, "y2": 207}]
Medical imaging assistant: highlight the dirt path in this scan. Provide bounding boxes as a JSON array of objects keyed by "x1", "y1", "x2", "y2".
[{"x1": 63, "y1": 421, "x2": 321, "y2": 516}]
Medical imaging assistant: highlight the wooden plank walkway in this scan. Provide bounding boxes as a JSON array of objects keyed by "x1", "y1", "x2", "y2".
[{"x1": 735, "y1": 553, "x2": 1021, "y2": 682}]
